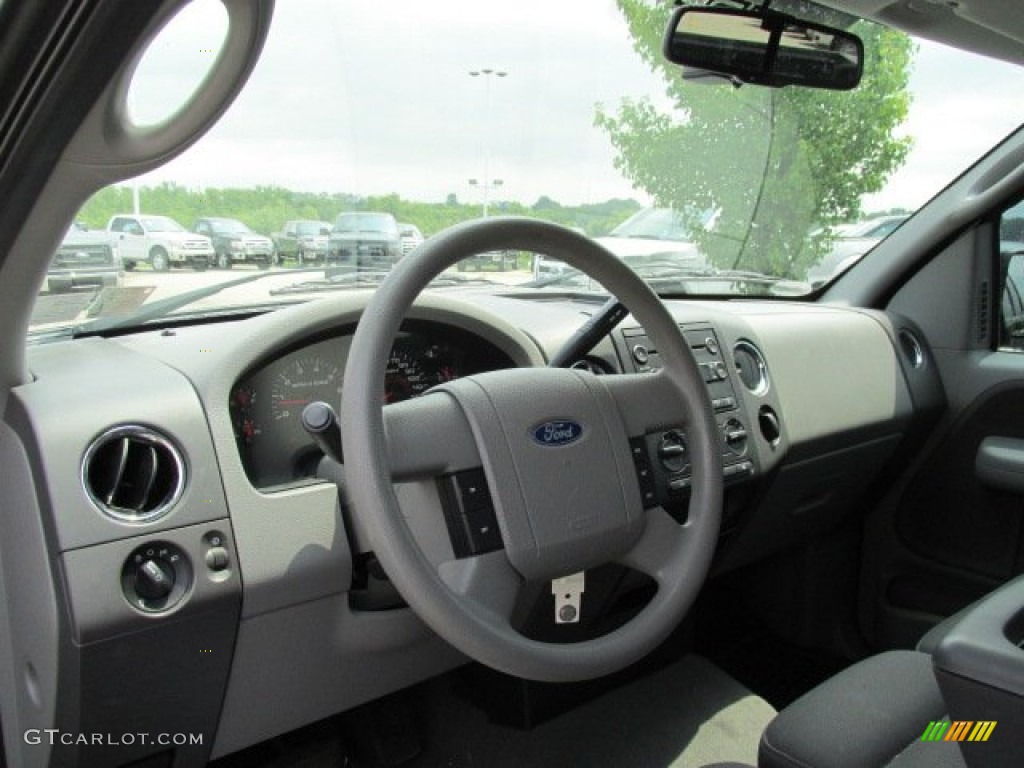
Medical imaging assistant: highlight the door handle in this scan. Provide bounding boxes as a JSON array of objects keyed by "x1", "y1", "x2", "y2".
[{"x1": 976, "y1": 436, "x2": 1024, "y2": 494}]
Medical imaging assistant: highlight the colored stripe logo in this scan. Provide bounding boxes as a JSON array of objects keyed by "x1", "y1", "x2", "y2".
[{"x1": 921, "y1": 720, "x2": 996, "y2": 742}]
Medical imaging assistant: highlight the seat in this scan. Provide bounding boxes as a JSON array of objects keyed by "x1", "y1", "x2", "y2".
[
  {"x1": 755, "y1": 574, "x2": 1024, "y2": 768},
  {"x1": 754, "y1": 574, "x2": 1024, "y2": 768},
  {"x1": 757, "y1": 650, "x2": 965, "y2": 768}
]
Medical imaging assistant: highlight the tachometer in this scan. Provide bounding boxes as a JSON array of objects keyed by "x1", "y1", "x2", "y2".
[
  {"x1": 270, "y1": 356, "x2": 342, "y2": 421},
  {"x1": 385, "y1": 347, "x2": 431, "y2": 403}
]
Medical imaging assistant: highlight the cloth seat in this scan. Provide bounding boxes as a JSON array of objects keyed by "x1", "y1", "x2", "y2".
[{"x1": 757, "y1": 650, "x2": 964, "y2": 768}]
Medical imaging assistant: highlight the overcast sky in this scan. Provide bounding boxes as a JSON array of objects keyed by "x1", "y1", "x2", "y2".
[{"x1": 128, "y1": 0, "x2": 1024, "y2": 213}]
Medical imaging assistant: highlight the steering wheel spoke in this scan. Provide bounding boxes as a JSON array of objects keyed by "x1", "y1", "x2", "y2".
[
  {"x1": 601, "y1": 369, "x2": 695, "y2": 436},
  {"x1": 382, "y1": 392, "x2": 482, "y2": 480},
  {"x1": 438, "y1": 551, "x2": 522, "y2": 626},
  {"x1": 616, "y1": 506, "x2": 689, "y2": 584}
]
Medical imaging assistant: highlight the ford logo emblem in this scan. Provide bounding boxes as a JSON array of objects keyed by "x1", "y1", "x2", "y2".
[{"x1": 531, "y1": 420, "x2": 583, "y2": 447}]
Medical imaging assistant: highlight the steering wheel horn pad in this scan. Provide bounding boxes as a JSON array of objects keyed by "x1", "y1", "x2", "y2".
[{"x1": 434, "y1": 367, "x2": 644, "y2": 582}]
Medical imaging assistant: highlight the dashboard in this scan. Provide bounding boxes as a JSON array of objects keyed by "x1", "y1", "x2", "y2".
[
  {"x1": 230, "y1": 321, "x2": 516, "y2": 487},
  {"x1": 8, "y1": 290, "x2": 943, "y2": 767}
]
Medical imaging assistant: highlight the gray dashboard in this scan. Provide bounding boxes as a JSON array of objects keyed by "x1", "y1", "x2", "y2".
[{"x1": 3, "y1": 290, "x2": 935, "y2": 767}]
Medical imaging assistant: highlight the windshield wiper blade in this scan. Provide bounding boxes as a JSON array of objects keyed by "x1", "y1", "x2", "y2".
[
  {"x1": 523, "y1": 268, "x2": 588, "y2": 289},
  {"x1": 523, "y1": 262, "x2": 801, "y2": 293},
  {"x1": 638, "y1": 266, "x2": 798, "y2": 287},
  {"x1": 639, "y1": 267, "x2": 812, "y2": 296},
  {"x1": 74, "y1": 267, "x2": 330, "y2": 335},
  {"x1": 269, "y1": 270, "x2": 393, "y2": 295},
  {"x1": 269, "y1": 270, "x2": 501, "y2": 295},
  {"x1": 625, "y1": 234, "x2": 680, "y2": 241}
]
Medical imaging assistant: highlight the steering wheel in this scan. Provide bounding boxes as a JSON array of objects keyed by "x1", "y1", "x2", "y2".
[{"x1": 340, "y1": 217, "x2": 722, "y2": 682}]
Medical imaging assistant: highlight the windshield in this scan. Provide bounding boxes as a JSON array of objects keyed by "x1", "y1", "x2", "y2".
[
  {"x1": 333, "y1": 213, "x2": 398, "y2": 234},
  {"x1": 141, "y1": 216, "x2": 186, "y2": 233},
  {"x1": 211, "y1": 219, "x2": 252, "y2": 235},
  {"x1": 28, "y1": 0, "x2": 1024, "y2": 336},
  {"x1": 295, "y1": 221, "x2": 327, "y2": 236}
]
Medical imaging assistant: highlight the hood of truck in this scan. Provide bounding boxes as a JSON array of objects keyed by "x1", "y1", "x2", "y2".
[{"x1": 595, "y1": 235, "x2": 703, "y2": 262}]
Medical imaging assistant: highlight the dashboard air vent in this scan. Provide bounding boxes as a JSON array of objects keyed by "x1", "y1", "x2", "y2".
[
  {"x1": 733, "y1": 341, "x2": 769, "y2": 396},
  {"x1": 898, "y1": 329, "x2": 924, "y2": 369},
  {"x1": 82, "y1": 426, "x2": 185, "y2": 523}
]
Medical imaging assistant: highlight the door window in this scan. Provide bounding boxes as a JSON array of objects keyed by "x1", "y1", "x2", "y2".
[{"x1": 999, "y1": 199, "x2": 1024, "y2": 351}]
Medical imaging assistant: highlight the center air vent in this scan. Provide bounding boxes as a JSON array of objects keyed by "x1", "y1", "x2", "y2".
[
  {"x1": 82, "y1": 426, "x2": 186, "y2": 523},
  {"x1": 570, "y1": 357, "x2": 612, "y2": 375}
]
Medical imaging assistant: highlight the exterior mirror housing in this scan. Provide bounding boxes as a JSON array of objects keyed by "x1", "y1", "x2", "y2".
[{"x1": 663, "y1": 6, "x2": 863, "y2": 90}]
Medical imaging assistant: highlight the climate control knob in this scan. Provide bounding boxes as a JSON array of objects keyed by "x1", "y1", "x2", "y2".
[{"x1": 722, "y1": 418, "x2": 748, "y2": 456}]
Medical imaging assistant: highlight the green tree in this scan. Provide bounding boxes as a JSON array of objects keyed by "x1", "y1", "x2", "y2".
[{"x1": 594, "y1": 1, "x2": 914, "y2": 279}]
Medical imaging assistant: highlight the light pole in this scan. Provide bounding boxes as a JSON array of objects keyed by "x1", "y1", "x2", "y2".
[
  {"x1": 468, "y1": 68, "x2": 507, "y2": 217},
  {"x1": 468, "y1": 178, "x2": 503, "y2": 215}
]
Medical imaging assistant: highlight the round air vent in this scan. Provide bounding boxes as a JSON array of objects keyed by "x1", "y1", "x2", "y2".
[
  {"x1": 570, "y1": 357, "x2": 612, "y2": 375},
  {"x1": 733, "y1": 340, "x2": 769, "y2": 396},
  {"x1": 898, "y1": 329, "x2": 924, "y2": 369},
  {"x1": 82, "y1": 426, "x2": 186, "y2": 523}
]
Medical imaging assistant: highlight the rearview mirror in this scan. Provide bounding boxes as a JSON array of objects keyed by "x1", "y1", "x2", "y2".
[{"x1": 663, "y1": 6, "x2": 863, "y2": 90}]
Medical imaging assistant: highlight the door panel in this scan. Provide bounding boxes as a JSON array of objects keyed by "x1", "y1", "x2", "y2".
[
  {"x1": 895, "y1": 387, "x2": 1024, "y2": 582},
  {"x1": 863, "y1": 203, "x2": 1024, "y2": 650}
]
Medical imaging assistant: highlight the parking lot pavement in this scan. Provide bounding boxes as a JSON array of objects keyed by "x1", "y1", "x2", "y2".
[{"x1": 123, "y1": 264, "x2": 273, "y2": 297}]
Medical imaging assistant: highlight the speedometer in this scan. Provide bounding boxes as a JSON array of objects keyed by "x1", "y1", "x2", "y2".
[
  {"x1": 229, "y1": 326, "x2": 515, "y2": 488},
  {"x1": 270, "y1": 356, "x2": 342, "y2": 421}
]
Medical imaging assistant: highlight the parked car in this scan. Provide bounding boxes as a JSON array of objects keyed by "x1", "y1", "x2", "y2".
[
  {"x1": 399, "y1": 223, "x2": 424, "y2": 256},
  {"x1": 107, "y1": 214, "x2": 212, "y2": 271},
  {"x1": 327, "y1": 211, "x2": 402, "y2": 268},
  {"x1": 532, "y1": 210, "x2": 715, "y2": 283},
  {"x1": 45, "y1": 222, "x2": 123, "y2": 293},
  {"x1": 272, "y1": 219, "x2": 331, "y2": 264},
  {"x1": 193, "y1": 217, "x2": 274, "y2": 270},
  {"x1": 805, "y1": 214, "x2": 911, "y2": 286},
  {"x1": 457, "y1": 249, "x2": 520, "y2": 272},
  {"x1": 597, "y1": 207, "x2": 711, "y2": 265}
]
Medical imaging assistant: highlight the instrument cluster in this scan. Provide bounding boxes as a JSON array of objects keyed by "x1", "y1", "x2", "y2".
[{"x1": 230, "y1": 321, "x2": 515, "y2": 487}]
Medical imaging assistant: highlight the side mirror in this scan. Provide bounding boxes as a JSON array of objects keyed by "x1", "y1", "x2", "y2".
[
  {"x1": 663, "y1": 6, "x2": 863, "y2": 90},
  {"x1": 321, "y1": 227, "x2": 331, "y2": 236},
  {"x1": 1001, "y1": 248, "x2": 1024, "y2": 350}
]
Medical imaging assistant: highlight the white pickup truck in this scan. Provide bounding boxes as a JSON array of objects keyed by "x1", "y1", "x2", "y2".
[{"x1": 107, "y1": 214, "x2": 214, "y2": 271}]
